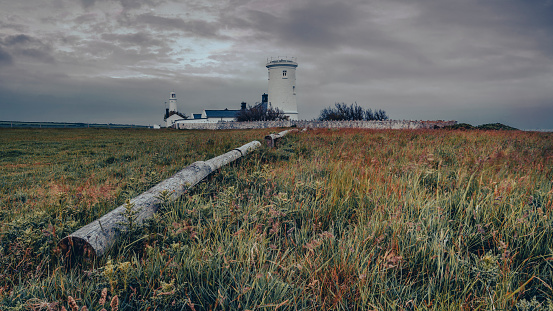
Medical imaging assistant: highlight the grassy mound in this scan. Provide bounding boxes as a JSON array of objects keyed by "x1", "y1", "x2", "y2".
[{"x1": 445, "y1": 122, "x2": 518, "y2": 131}]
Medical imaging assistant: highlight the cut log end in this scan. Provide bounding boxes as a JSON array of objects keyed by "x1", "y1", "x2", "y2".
[
  {"x1": 264, "y1": 135, "x2": 276, "y2": 148},
  {"x1": 59, "y1": 236, "x2": 97, "y2": 261}
]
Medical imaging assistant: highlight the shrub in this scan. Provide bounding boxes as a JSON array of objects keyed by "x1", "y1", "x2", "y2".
[
  {"x1": 235, "y1": 104, "x2": 289, "y2": 121},
  {"x1": 477, "y1": 123, "x2": 518, "y2": 130},
  {"x1": 318, "y1": 102, "x2": 388, "y2": 121}
]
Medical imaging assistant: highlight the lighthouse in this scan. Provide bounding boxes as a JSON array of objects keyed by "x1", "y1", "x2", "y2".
[
  {"x1": 266, "y1": 57, "x2": 298, "y2": 120},
  {"x1": 164, "y1": 91, "x2": 185, "y2": 128},
  {"x1": 169, "y1": 91, "x2": 177, "y2": 112}
]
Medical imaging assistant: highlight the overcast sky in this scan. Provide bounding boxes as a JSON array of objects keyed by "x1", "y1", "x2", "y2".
[{"x1": 1, "y1": 0, "x2": 552, "y2": 129}]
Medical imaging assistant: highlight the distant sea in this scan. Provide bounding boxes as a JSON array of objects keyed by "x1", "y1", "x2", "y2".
[{"x1": 0, "y1": 121, "x2": 150, "y2": 129}]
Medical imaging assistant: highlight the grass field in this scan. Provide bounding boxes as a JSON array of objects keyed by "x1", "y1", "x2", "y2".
[{"x1": 1, "y1": 128, "x2": 552, "y2": 310}]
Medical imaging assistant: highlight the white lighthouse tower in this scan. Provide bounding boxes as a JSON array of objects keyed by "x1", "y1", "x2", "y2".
[
  {"x1": 169, "y1": 91, "x2": 177, "y2": 112},
  {"x1": 164, "y1": 91, "x2": 184, "y2": 128},
  {"x1": 266, "y1": 57, "x2": 298, "y2": 120}
]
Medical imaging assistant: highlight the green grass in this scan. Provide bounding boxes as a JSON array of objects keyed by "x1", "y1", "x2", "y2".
[{"x1": 0, "y1": 128, "x2": 552, "y2": 310}]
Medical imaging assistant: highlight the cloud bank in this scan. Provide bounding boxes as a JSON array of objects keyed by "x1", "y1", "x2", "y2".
[{"x1": 1, "y1": 0, "x2": 552, "y2": 129}]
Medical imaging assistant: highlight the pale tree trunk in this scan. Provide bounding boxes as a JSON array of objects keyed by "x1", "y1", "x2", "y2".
[{"x1": 59, "y1": 140, "x2": 261, "y2": 260}]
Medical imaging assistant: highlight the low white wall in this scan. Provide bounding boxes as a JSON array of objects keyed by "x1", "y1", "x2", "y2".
[{"x1": 174, "y1": 120, "x2": 457, "y2": 130}]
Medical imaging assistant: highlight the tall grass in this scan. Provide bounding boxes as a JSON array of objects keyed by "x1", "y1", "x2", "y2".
[{"x1": 1, "y1": 128, "x2": 552, "y2": 310}]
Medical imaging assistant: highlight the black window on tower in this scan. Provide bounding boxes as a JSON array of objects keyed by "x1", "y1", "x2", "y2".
[{"x1": 283, "y1": 70, "x2": 287, "y2": 77}]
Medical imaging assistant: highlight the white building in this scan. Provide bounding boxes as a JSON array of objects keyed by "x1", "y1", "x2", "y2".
[
  {"x1": 266, "y1": 57, "x2": 298, "y2": 120},
  {"x1": 175, "y1": 102, "x2": 247, "y2": 125}
]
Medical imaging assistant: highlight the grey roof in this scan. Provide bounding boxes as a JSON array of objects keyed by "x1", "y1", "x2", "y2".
[{"x1": 204, "y1": 109, "x2": 241, "y2": 118}]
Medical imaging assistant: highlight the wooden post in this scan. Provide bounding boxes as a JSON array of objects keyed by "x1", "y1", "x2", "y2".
[{"x1": 59, "y1": 140, "x2": 261, "y2": 259}]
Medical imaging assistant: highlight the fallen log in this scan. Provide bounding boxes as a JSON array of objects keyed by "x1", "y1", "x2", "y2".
[
  {"x1": 264, "y1": 129, "x2": 298, "y2": 148},
  {"x1": 59, "y1": 140, "x2": 261, "y2": 259}
]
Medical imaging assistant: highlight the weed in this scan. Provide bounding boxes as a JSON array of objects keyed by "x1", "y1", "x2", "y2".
[{"x1": 119, "y1": 199, "x2": 139, "y2": 232}]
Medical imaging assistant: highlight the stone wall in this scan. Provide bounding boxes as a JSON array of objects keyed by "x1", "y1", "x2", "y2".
[{"x1": 174, "y1": 120, "x2": 457, "y2": 130}]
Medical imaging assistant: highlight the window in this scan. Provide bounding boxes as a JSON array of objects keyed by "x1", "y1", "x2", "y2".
[
  {"x1": 283, "y1": 70, "x2": 287, "y2": 77},
  {"x1": 293, "y1": 85, "x2": 296, "y2": 95},
  {"x1": 172, "y1": 94, "x2": 176, "y2": 98}
]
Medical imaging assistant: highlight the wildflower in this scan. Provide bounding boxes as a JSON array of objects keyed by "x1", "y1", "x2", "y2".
[
  {"x1": 286, "y1": 226, "x2": 295, "y2": 236},
  {"x1": 268, "y1": 207, "x2": 285, "y2": 217},
  {"x1": 103, "y1": 260, "x2": 117, "y2": 293},
  {"x1": 476, "y1": 224, "x2": 485, "y2": 234},
  {"x1": 103, "y1": 261, "x2": 114, "y2": 277},
  {"x1": 304, "y1": 239, "x2": 322, "y2": 251},
  {"x1": 233, "y1": 229, "x2": 245, "y2": 237},
  {"x1": 320, "y1": 231, "x2": 334, "y2": 240},
  {"x1": 118, "y1": 261, "x2": 132, "y2": 273},
  {"x1": 160, "y1": 279, "x2": 175, "y2": 294},
  {"x1": 187, "y1": 297, "x2": 197, "y2": 311},
  {"x1": 118, "y1": 261, "x2": 132, "y2": 289},
  {"x1": 382, "y1": 250, "x2": 403, "y2": 269},
  {"x1": 269, "y1": 221, "x2": 280, "y2": 234},
  {"x1": 110, "y1": 296, "x2": 119, "y2": 311},
  {"x1": 98, "y1": 288, "x2": 108, "y2": 306},
  {"x1": 68, "y1": 296, "x2": 79, "y2": 311},
  {"x1": 481, "y1": 254, "x2": 497, "y2": 272}
]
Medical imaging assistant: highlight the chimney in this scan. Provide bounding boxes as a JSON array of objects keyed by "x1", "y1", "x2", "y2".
[
  {"x1": 241, "y1": 102, "x2": 247, "y2": 110},
  {"x1": 262, "y1": 93, "x2": 268, "y2": 104}
]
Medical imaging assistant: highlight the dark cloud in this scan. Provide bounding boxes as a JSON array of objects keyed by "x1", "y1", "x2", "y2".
[
  {"x1": 241, "y1": 0, "x2": 361, "y2": 48},
  {"x1": 80, "y1": 0, "x2": 96, "y2": 9},
  {"x1": 118, "y1": 0, "x2": 147, "y2": 10},
  {"x1": 0, "y1": 46, "x2": 13, "y2": 65},
  {"x1": 1, "y1": 34, "x2": 56, "y2": 63},
  {"x1": 411, "y1": 0, "x2": 553, "y2": 56},
  {"x1": 79, "y1": 0, "x2": 165, "y2": 10},
  {"x1": 135, "y1": 14, "x2": 186, "y2": 30},
  {"x1": 4, "y1": 34, "x2": 35, "y2": 45},
  {"x1": 136, "y1": 13, "x2": 227, "y2": 39},
  {"x1": 0, "y1": 20, "x2": 29, "y2": 32},
  {"x1": 280, "y1": 1, "x2": 358, "y2": 47},
  {"x1": 119, "y1": 0, "x2": 165, "y2": 10},
  {"x1": 73, "y1": 12, "x2": 100, "y2": 24},
  {"x1": 101, "y1": 32, "x2": 164, "y2": 49},
  {"x1": 19, "y1": 49, "x2": 55, "y2": 63}
]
